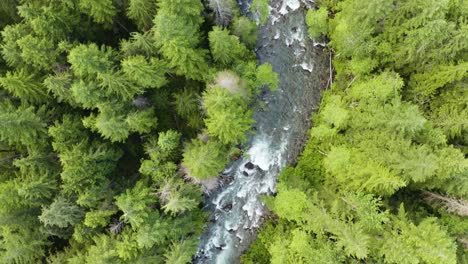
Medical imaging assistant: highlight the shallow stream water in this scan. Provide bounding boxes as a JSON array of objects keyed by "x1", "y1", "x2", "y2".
[{"x1": 195, "y1": 1, "x2": 329, "y2": 262}]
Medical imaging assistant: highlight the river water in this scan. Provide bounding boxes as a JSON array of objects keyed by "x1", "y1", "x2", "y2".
[{"x1": 195, "y1": 0, "x2": 329, "y2": 263}]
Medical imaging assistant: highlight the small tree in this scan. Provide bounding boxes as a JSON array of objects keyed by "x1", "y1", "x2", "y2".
[
  {"x1": 209, "y1": 26, "x2": 251, "y2": 66},
  {"x1": 182, "y1": 139, "x2": 228, "y2": 180},
  {"x1": 306, "y1": 6, "x2": 328, "y2": 38},
  {"x1": 39, "y1": 196, "x2": 84, "y2": 228}
]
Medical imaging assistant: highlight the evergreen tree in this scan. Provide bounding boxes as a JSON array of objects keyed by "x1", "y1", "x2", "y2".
[
  {"x1": 121, "y1": 55, "x2": 167, "y2": 89},
  {"x1": 182, "y1": 139, "x2": 228, "y2": 180},
  {"x1": 78, "y1": 0, "x2": 116, "y2": 25},
  {"x1": 127, "y1": 0, "x2": 156, "y2": 30},
  {"x1": 39, "y1": 196, "x2": 85, "y2": 228},
  {"x1": 231, "y1": 16, "x2": 258, "y2": 48},
  {"x1": 209, "y1": 26, "x2": 251, "y2": 66},
  {"x1": 115, "y1": 181, "x2": 153, "y2": 230},
  {"x1": 203, "y1": 86, "x2": 254, "y2": 144},
  {"x1": 0, "y1": 69, "x2": 48, "y2": 103},
  {"x1": 0, "y1": 103, "x2": 47, "y2": 150},
  {"x1": 306, "y1": 6, "x2": 328, "y2": 38},
  {"x1": 68, "y1": 43, "x2": 115, "y2": 77}
]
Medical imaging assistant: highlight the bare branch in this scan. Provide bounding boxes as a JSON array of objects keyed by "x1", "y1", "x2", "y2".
[{"x1": 422, "y1": 190, "x2": 468, "y2": 216}]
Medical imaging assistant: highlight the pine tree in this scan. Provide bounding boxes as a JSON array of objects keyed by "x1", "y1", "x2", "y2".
[
  {"x1": 39, "y1": 196, "x2": 84, "y2": 228},
  {"x1": 209, "y1": 26, "x2": 251, "y2": 66},
  {"x1": 68, "y1": 43, "x2": 114, "y2": 77},
  {"x1": 0, "y1": 226, "x2": 50, "y2": 264},
  {"x1": 202, "y1": 86, "x2": 254, "y2": 144},
  {"x1": 164, "y1": 238, "x2": 199, "y2": 264},
  {"x1": 182, "y1": 139, "x2": 228, "y2": 180},
  {"x1": 43, "y1": 71, "x2": 76, "y2": 105},
  {"x1": 97, "y1": 70, "x2": 142, "y2": 100},
  {"x1": 115, "y1": 181, "x2": 153, "y2": 230},
  {"x1": 381, "y1": 205, "x2": 457, "y2": 264},
  {"x1": 0, "y1": 103, "x2": 47, "y2": 150},
  {"x1": 127, "y1": 0, "x2": 156, "y2": 29},
  {"x1": 0, "y1": 69, "x2": 48, "y2": 103},
  {"x1": 84, "y1": 209, "x2": 117, "y2": 228},
  {"x1": 58, "y1": 141, "x2": 122, "y2": 200},
  {"x1": 121, "y1": 55, "x2": 167, "y2": 89},
  {"x1": 78, "y1": 0, "x2": 116, "y2": 25},
  {"x1": 306, "y1": 6, "x2": 328, "y2": 38},
  {"x1": 231, "y1": 16, "x2": 257, "y2": 48}
]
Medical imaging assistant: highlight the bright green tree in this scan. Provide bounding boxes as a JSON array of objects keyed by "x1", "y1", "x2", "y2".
[
  {"x1": 306, "y1": 6, "x2": 328, "y2": 38},
  {"x1": 209, "y1": 26, "x2": 251, "y2": 66},
  {"x1": 182, "y1": 139, "x2": 228, "y2": 180},
  {"x1": 127, "y1": 0, "x2": 156, "y2": 29},
  {"x1": 0, "y1": 69, "x2": 48, "y2": 103},
  {"x1": 78, "y1": 0, "x2": 116, "y2": 24},
  {"x1": 121, "y1": 55, "x2": 167, "y2": 89},
  {"x1": 115, "y1": 181, "x2": 153, "y2": 230},
  {"x1": 68, "y1": 43, "x2": 114, "y2": 77},
  {"x1": 203, "y1": 86, "x2": 254, "y2": 144}
]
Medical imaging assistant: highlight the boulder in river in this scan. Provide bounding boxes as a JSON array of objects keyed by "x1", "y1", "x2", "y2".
[
  {"x1": 222, "y1": 203, "x2": 233, "y2": 211},
  {"x1": 244, "y1": 162, "x2": 255, "y2": 170}
]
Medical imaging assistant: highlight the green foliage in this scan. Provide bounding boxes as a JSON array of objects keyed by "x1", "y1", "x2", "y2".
[
  {"x1": 0, "y1": 0, "x2": 254, "y2": 262},
  {"x1": 231, "y1": 17, "x2": 258, "y2": 48},
  {"x1": 78, "y1": 0, "x2": 116, "y2": 24},
  {"x1": 408, "y1": 62, "x2": 468, "y2": 103},
  {"x1": 0, "y1": 104, "x2": 47, "y2": 150},
  {"x1": 84, "y1": 209, "x2": 117, "y2": 228},
  {"x1": 172, "y1": 88, "x2": 204, "y2": 129},
  {"x1": 121, "y1": 55, "x2": 167, "y2": 89},
  {"x1": 39, "y1": 196, "x2": 84, "y2": 228},
  {"x1": 68, "y1": 43, "x2": 114, "y2": 77},
  {"x1": 83, "y1": 104, "x2": 157, "y2": 142},
  {"x1": 43, "y1": 71, "x2": 75, "y2": 105},
  {"x1": 58, "y1": 141, "x2": 122, "y2": 202},
  {"x1": 247, "y1": 1, "x2": 467, "y2": 262},
  {"x1": 182, "y1": 139, "x2": 228, "y2": 179},
  {"x1": 256, "y1": 63, "x2": 279, "y2": 91},
  {"x1": 159, "y1": 179, "x2": 199, "y2": 215},
  {"x1": 152, "y1": 0, "x2": 209, "y2": 80},
  {"x1": 164, "y1": 238, "x2": 199, "y2": 264},
  {"x1": 306, "y1": 6, "x2": 328, "y2": 38},
  {"x1": 251, "y1": 0, "x2": 269, "y2": 25},
  {"x1": 203, "y1": 86, "x2": 254, "y2": 144},
  {"x1": 209, "y1": 26, "x2": 251, "y2": 66},
  {"x1": 115, "y1": 182, "x2": 153, "y2": 229},
  {"x1": 0, "y1": 69, "x2": 48, "y2": 103},
  {"x1": 16, "y1": 34, "x2": 58, "y2": 70},
  {"x1": 127, "y1": 0, "x2": 156, "y2": 29},
  {"x1": 0, "y1": 226, "x2": 49, "y2": 264},
  {"x1": 381, "y1": 205, "x2": 457, "y2": 264}
]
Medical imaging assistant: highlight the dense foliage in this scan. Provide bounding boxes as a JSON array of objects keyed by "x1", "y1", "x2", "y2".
[
  {"x1": 0, "y1": 0, "x2": 278, "y2": 263},
  {"x1": 243, "y1": 0, "x2": 467, "y2": 263}
]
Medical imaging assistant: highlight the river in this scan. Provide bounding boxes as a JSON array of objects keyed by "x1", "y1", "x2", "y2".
[{"x1": 195, "y1": 0, "x2": 329, "y2": 263}]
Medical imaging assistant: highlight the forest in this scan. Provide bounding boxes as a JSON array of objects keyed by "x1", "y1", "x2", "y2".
[
  {"x1": 243, "y1": 0, "x2": 468, "y2": 263},
  {"x1": 0, "y1": 0, "x2": 276, "y2": 262},
  {"x1": 0, "y1": 0, "x2": 466, "y2": 263}
]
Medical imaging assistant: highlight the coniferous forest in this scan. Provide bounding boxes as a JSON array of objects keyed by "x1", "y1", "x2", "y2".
[{"x1": 0, "y1": 0, "x2": 466, "y2": 263}]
